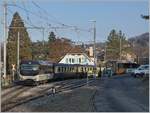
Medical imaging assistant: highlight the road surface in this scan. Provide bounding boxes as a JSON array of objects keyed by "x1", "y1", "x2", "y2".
[
  {"x1": 94, "y1": 75, "x2": 149, "y2": 112},
  {"x1": 1, "y1": 75, "x2": 149, "y2": 112}
]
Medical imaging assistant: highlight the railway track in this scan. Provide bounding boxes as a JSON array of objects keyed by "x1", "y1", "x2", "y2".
[
  {"x1": 1, "y1": 86, "x2": 34, "y2": 104},
  {"x1": 1, "y1": 78, "x2": 95, "y2": 112},
  {"x1": 1, "y1": 85, "x2": 25, "y2": 97}
]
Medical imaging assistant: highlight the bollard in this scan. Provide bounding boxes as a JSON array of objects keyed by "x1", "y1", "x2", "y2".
[
  {"x1": 51, "y1": 87, "x2": 56, "y2": 102},
  {"x1": 51, "y1": 87, "x2": 56, "y2": 96},
  {"x1": 12, "y1": 70, "x2": 15, "y2": 82}
]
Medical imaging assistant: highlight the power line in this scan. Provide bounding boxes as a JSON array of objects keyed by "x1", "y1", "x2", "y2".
[
  {"x1": 7, "y1": 1, "x2": 93, "y2": 45},
  {"x1": 31, "y1": 1, "x2": 63, "y2": 26},
  {"x1": 30, "y1": 1, "x2": 92, "y2": 33},
  {"x1": 9, "y1": 3, "x2": 89, "y2": 30},
  {"x1": 7, "y1": 8, "x2": 40, "y2": 29}
]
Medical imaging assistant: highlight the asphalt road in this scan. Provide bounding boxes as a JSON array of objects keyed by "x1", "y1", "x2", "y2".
[
  {"x1": 1, "y1": 75, "x2": 149, "y2": 112},
  {"x1": 94, "y1": 75, "x2": 149, "y2": 112}
]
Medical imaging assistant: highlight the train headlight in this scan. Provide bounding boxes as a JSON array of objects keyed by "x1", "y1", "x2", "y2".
[
  {"x1": 33, "y1": 67, "x2": 38, "y2": 71},
  {"x1": 19, "y1": 74, "x2": 24, "y2": 80},
  {"x1": 35, "y1": 76, "x2": 39, "y2": 81}
]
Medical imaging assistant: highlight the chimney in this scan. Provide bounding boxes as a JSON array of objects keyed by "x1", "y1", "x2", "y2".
[{"x1": 89, "y1": 46, "x2": 93, "y2": 57}]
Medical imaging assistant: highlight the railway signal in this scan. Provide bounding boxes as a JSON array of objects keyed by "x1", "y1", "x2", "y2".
[{"x1": 11, "y1": 64, "x2": 16, "y2": 81}]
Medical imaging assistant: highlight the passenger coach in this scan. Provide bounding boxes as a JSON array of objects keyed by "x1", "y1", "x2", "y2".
[{"x1": 54, "y1": 63, "x2": 97, "y2": 79}]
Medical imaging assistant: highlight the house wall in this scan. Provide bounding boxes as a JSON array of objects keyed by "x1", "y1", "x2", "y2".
[{"x1": 59, "y1": 54, "x2": 94, "y2": 65}]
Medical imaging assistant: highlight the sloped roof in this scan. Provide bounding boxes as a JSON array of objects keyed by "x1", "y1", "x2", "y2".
[
  {"x1": 57, "y1": 45, "x2": 93, "y2": 63},
  {"x1": 68, "y1": 45, "x2": 85, "y2": 53}
]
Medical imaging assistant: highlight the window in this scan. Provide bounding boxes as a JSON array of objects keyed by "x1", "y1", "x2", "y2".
[
  {"x1": 84, "y1": 58, "x2": 87, "y2": 63},
  {"x1": 81, "y1": 67, "x2": 83, "y2": 72},
  {"x1": 72, "y1": 59, "x2": 75, "y2": 63},
  {"x1": 69, "y1": 58, "x2": 71, "y2": 63},
  {"x1": 79, "y1": 58, "x2": 81, "y2": 63},
  {"x1": 85, "y1": 67, "x2": 87, "y2": 72},
  {"x1": 58, "y1": 67, "x2": 60, "y2": 72},
  {"x1": 69, "y1": 67, "x2": 71, "y2": 72},
  {"x1": 66, "y1": 58, "x2": 68, "y2": 63},
  {"x1": 72, "y1": 67, "x2": 74, "y2": 72},
  {"x1": 61, "y1": 67, "x2": 63, "y2": 72},
  {"x1": 64, "y1": 67, "x2": 66, "y2": 72},
  {"x1": 67, "y1": 67, "x2": 69, "y2": 72},
  {"x1": 145, "y1": 66, "x2": 149, "y2": 69}
]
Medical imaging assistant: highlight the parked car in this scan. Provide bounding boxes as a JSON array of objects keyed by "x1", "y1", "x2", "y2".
[{"x1": 132, "y1": 64, "x2": 149, "y2": 77}]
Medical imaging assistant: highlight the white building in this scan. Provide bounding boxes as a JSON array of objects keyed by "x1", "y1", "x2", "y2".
[{"x1": 59, "y1": 53, "x2": 94, "y2": 65}]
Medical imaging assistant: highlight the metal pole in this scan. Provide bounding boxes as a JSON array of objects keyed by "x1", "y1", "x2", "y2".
[
  {"x1": 104, "y1": 43, "x2": 107, "y2": 61},
  {"x1": 120, "y1": 36, "x2": 121, "y2": 61},
  {"x1": 93, "y1": 21, "x2": 96, "y2": 66},
  {"x1": 17, "y1": 32, "x2": 20, "y2": 79},
  {"x1": 42, "y1": 28, "x2": 44, "y2": 46},
  {"x1": 12, "y1": 70, "x2": 15, "y2": 81},
  {"x1": 3, "y1": 1, "x2": 8, "y2": 86},
  {"x1": 3, "y1": 2, "x2": 7, "y2": 79},
  {"x1": 0, "y1": 32, "x2": 1, "y2": 86},
  {"x1": 89, "y1": 20, "x2": 96, "y2": 65},
  {"x1": 42, "y1": 28, "x2": 45, "y2": 59}
]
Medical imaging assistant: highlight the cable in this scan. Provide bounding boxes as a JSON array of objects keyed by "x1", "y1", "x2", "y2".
[
  {"x1": 7, "y1": 2, "x2": 94, "y2": 44},
  {"x1": 9, "y1": 3, "x2": 92, "y2": 33},
  {"x1": 32, "y1": 1, "x2": 66, "y2": 26},
  {"x1": 8, "y1": 3, "x2": 92, "y2": 32},
  {"x1": 7, "y1": 8, "x2": 38, "y2": 29},
  {"x1": 31, "y1": 1, "x2": 92, "y2": 33}
]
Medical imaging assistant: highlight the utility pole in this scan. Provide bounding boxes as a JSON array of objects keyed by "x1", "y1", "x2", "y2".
[
  {"x1": 3, "y1": 1, "x2": 7, "y2": 79},
  {"x1": 104, "y1": 43, "x2": 107, "y2": 62},
  {"x1": 42, "y1": 28, "x2": 45, "y2": 46},
  {"x1": 42, "y1": 28, "x2": 45, "y2": 59},
  {"x1": 17, "y1": 32, "x2": 20, "y2": 79},
  {"x1": 120, "y1": 36, "x2": 122, "y2": 61},
  {"x1": 93, "y1": 21, "x2": 96, "y2": 66},
  {"x1": 89, "y1": 20, "x2": 96, "y2": 66},
  {"x1": 8, "y1": 26, "x2": 45, "y2": 66}
]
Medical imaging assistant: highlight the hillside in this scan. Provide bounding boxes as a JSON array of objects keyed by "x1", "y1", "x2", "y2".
[
  {"x1": 128, "y1": 32, "x2": 149, "y2": 58},
  {"x1": 128, "y1": 32, "x2": 149, "y2": 47}
]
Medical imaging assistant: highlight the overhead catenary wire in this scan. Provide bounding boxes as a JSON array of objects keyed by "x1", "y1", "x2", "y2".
[
  {"x1": 31, "y1": 1, "x2": 64, "y2": 26},
  {"x1": 7, "y1": 8, "x2": 42, "y2": 29},
  {"x1": 28, "y1": 1, "x2": 92, "y2": 32},
  {"x1": 6, "y1": 1, "x2": 95, "y2": 45},
  {"x1": 8, "y1": 3, "x2": 91, "y2": 32}
]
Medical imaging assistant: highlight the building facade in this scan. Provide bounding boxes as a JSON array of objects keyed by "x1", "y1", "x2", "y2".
[{"x1": 59, "y1": 53, "x2": 94, "y2": 65}]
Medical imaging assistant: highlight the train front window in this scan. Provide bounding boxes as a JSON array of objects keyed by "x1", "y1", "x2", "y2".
[
  {"x1": 21, "y1": 64, "x2": 39, "y2": 71},
  {"x1": 20, "y1": 64, "x2": 39, "y2": 76}
]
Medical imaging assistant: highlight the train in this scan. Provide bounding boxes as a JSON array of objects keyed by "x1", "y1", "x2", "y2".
[
  {"x1": 105, "y1": 60, "x2": 140, "y2": 75},
  {"x1": 19, "y1": 60, "x2": 99, "y2": 85}
]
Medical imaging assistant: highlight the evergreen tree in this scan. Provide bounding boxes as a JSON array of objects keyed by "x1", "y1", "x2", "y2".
[
  {"x1": 7, "y1": 12, "x2": 32, "y2": 73},
  {"x1": 106, "y1": 29, "x2": 131, "y2": 61},
  {"x1": 48, "y1": 31, "x2": 56, "y2": 43}
]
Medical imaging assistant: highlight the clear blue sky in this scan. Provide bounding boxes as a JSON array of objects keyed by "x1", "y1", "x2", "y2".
[{"x1": 0, "y1": 0, "x2": 149, "y2": 43}]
